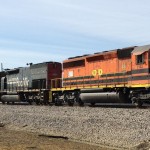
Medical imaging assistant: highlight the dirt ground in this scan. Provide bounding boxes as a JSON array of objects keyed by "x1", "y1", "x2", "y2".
[{"x1": 0, "y1": 128, "x2": 113, "y2": 150}]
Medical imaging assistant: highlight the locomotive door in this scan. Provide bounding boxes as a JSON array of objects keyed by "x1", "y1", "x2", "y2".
[
  {"x1": 87, "y1": 60, "x2": 100, "y2": 87},
  {"x1": 117, "y1": 58, "x2": 132, "y2": 86},
  {"x1": 88, "y1": 61, "x2": 95, "y2": 86}
]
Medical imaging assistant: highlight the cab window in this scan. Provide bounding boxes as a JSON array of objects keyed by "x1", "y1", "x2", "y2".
[{"x1": 137, "y1": 54, "x2": 144, "y2": 64}]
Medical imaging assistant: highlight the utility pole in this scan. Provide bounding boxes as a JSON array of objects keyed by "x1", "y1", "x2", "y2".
[{"x1": 1, "y1": 63, "x2": 3, "y2": 71}]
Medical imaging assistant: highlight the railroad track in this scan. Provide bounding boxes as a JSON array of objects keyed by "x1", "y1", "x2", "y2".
[{"x1": 1, "y1": 101, "x2": 150, "y2": 109}]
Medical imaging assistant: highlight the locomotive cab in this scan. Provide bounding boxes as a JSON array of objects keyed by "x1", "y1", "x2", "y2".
[
  {"x1": 130, "y1": 45, "x2": 150, "y2": 86},
  {"x1": 129, "y1": 45, "x2": 150, "y2": 106}
]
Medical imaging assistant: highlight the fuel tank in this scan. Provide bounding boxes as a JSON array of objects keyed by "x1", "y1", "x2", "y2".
[
  {"x1": 1, "y1": 95, "x2": 20, "y2": 102},
  {"x1": 80, "y1": 92, "x2": 126, "y2": 103}
]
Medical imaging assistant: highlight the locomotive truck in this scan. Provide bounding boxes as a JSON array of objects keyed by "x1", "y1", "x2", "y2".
[{"x1": 1, "y1": 44, "x2": 150, "y2": 107}]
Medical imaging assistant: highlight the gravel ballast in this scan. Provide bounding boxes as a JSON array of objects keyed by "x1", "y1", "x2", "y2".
[{"x1": 0, "y1": 104, "x2": 150, "y2": 149}]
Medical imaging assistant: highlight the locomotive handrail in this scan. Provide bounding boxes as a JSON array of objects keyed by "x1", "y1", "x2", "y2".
[{"x1": 51, "y1": 78, "x2": 62, "y2": 89}]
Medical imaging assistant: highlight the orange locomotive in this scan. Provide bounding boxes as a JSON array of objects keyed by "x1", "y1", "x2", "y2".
[{"x1": 51, "y1": 44, "x2": 150, "y2": 107}]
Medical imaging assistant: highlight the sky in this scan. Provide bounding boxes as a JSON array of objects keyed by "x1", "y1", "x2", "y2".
[{"x1": 0, "y1": 0, "x2": 150, "y2": 69}]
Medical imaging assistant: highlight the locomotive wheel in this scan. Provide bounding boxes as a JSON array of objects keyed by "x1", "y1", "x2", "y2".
[
  {"x1": 43, "y1": 100, "x2": 49, "y2": 105},
  {"x1": 65, "y1": 94, "x2": 74, "y2": 106},
  {"x1": 28, "y1": 100, "x2": 33, "y2": 105},
  {"x1": 43, "y1": 102, "x2": 47, "y2": 105},
  {"x1": 36, "y1": 101, "x2": 40, "y2": 105},
  {"x1": 30, "y1": 101, "x2": 33, "y2": 105},
  {"x1": 131, "y1": 97, "x2": 143, "y2": 108},
  {"x1": 55, "y1": 101, "x2": 62, "y2": 106},
  {"x1": 68, "y1": 100, "x2": 74, "y2": 106},
  {"x1": 90, "y1": 102, "x2": 95, "y2": 106},
  {"x1": 35, "y1": 98, "x2": 40, "y2": 105},
  {"x1": 55, "y1": 100, "x2": 62, "y2": 106},
  {"x1": 134, "y1": 101, "x2": 143, "y2": 108},
  {"x1": 40, "y1": 101, "x2": 44, "y2": 105},
  {"x1": 54, "y1": 98, "x2": 62, "y2": 106},
  {"x1": 78, "y1": 99, "x2": 84, "y2": 106},
  {"x1": 2, "y1": 101, "x2": 5, "y2": 104},
  {"x1": 54, "y1": 102, "x2": 58, "y2": 106}
]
